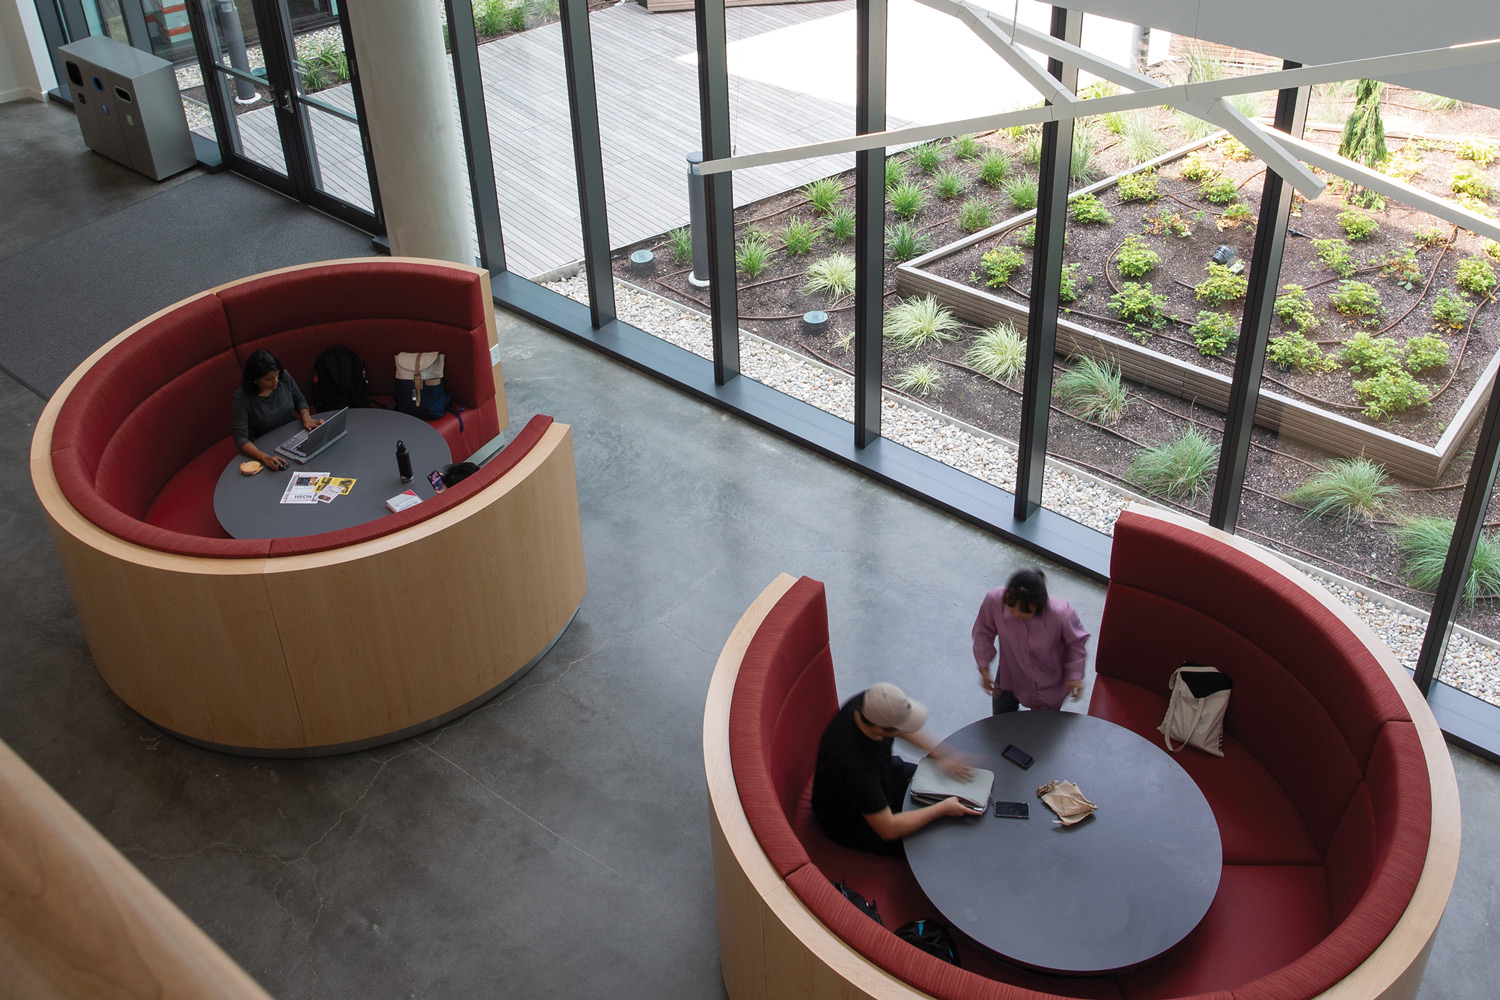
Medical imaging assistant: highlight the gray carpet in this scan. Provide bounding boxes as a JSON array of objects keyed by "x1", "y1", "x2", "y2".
[{"x1": 0, "y1": 171, "x2": 375, "y2": 398}]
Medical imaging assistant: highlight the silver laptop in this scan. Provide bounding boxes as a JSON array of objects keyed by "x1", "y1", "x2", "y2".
[{"x1": 276, "y1": 407, "x2": 349, "y2": 464}]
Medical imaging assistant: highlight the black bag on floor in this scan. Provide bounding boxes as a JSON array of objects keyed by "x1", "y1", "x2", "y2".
[
  {"x1": 312, "y1": 345, "x2": 369, "y2": 411},
  {"x1": 896, "y1": 918, "x2": 961, "y2": 966},
  {"x1": 832, "y1": 879, "x2": 883, "y2": 925}
]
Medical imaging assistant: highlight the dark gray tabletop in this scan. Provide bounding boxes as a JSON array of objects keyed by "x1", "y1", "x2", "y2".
[
  {"x1": 214, "y1": 409, "x2": 451, "y2": 539},
  {"x1": 902, "y1": 711, "x2": 1221, "y2": 975}
]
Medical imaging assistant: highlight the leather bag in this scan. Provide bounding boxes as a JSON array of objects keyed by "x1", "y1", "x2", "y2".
[{"x1": 1159, "y1": 663, "x2": 1232, "y2": 757}]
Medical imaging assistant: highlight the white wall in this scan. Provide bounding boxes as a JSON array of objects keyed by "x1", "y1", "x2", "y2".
[{"x1": 0, "y1": 0, "x2": 56, "y2": 103}]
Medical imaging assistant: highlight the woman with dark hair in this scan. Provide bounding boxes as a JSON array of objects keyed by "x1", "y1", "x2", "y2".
[
  {"x1": 971, "y1": 568, "x2": 1091, "y2": 714},
  {"x1": 231, "y1": 349, "x2": 320, "y2": 471}
]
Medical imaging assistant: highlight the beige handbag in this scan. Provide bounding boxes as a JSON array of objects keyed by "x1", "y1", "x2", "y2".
[
  {"x1": 394, "y1": 351, "x2": 449, "y2": 418},
  {"x1": 1159, "y1": 663, "x2": 1233, "y2": 757}
]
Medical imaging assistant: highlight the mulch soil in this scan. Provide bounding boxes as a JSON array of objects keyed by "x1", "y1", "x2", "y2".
[{"x1": 617, "y1": 87, "x2": 1500, "y2": 639}]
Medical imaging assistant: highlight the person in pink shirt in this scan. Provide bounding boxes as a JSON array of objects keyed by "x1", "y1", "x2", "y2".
[{"x1": 972, "y1": 569, "x2": 1091, "y2": 713}]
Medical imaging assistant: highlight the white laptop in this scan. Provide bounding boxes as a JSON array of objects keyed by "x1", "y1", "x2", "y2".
[
  {"x1": 909, "y1": 757, "x2": 996, "y2": 811},
  {"x1": 275, "y1": 407, "x2": 349, "y2": 464}
]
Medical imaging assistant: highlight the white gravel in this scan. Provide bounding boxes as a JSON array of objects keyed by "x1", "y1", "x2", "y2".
[{"x1": 544, "y1": 271, "x2": 1500, "y2": 708}]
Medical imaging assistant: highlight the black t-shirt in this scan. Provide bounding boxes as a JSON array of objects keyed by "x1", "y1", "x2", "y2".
[{"x1": 811, "y1": 693, "x2": 911, "y2": 855}]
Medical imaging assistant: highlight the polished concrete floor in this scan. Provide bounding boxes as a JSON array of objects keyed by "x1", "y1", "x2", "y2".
[{"x1": 1, "y1": 97, "x2": 1497, "y2": 1000}]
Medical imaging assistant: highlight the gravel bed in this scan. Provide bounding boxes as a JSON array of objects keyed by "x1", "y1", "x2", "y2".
[{"x1": 542, "y1": 273, "x2": 1500, "y2": 707}]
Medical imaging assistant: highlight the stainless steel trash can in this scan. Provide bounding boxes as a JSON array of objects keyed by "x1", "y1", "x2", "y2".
[{"x1": 58, "y1": 35, "x2": 196, "y2": 181}]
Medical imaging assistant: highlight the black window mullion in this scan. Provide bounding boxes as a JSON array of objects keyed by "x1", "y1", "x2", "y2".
[
  {"x1": 443, "y1": 0, "x2": 501, "y2": 269},
  {"x1": 694, "y1": 0, "x2": 738, "y2": 384},
  {"x1": 559, "y1": 0, "x2": 615, "y2": 327},
  {"x1": 119, "y1": 0, "x2": 150, "y2": 51},
  {"x1": 1014, "y1": 6, "x2": 1081, "y2": 520},
  {"x1": 853, "y1": 0, "x2": 887, "y2": 448},
  {"x1": 1209, "y1": 65, "x2": 1309, "y2": 531}
]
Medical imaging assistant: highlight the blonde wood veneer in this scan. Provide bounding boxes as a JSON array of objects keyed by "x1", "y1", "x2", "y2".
[
  {"x1": 705, "y1": 537, "x2": 1460, "y2": 1000},
  {"x1": 0, "y1": 738, "x2": 273, "y2": 1000},
  {"x1": 28, "y1": 260, "x2": 586, "y2": 752}
]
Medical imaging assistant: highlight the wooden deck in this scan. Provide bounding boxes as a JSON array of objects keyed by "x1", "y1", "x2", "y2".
[{"x1": 204, "y1": 1, "x2": 923, "y2": 279}]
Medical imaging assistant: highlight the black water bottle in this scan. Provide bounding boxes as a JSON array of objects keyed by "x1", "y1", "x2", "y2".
[{"x1": 396, "y1": 439, "x2": 412, "y2": 483}]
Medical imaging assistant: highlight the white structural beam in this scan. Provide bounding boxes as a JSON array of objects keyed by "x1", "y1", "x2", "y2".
[
  {"x1": 694, "y1": 38, "x2": 1500, "y2": 179},
  {"x1": 923, "y1": 0, "x2": 1077, "y2": 108}
]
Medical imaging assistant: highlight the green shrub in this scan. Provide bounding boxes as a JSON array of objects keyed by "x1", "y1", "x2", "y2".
[
  {"x1": 1101, "y1": 111, "x2": 1127, "y2": 136},
  {"x1": 1078, "y1": 80, "x2": 1119, "y2": 100},
  {"x1": 667, "y1": 226, "x2": 692, "y2": 264},
  {"x1": 824, "y1": 205, "x2": 856, "y2": 242},
  {"x1": 910, "y1": 142, "x2": 942, "y2": 175},
  {"x1": 1055, "y1": 356, "x2": 1127, "y2": 424},
  {"x1": 1219, "y1": 204, "x2": 1255, "y2": 229},
  {"x1": 1121, "y1": 115, "x2": 1167, "y2": 164},
  {"x1": 1199, "y1": 176, "x2": 1240, "y2": 205},
  {"x1": 1214, "y1": 135, "x2": 1253, "y2": 161},
  {"x1": 883, "y1": 295, "x2": 962, "y2": 350},
  {"x1": 1403, "y1": 334, "x2": 1450, "y2": 373},
  {"x1": 1005, "y1": 176, "x2": 1039, "y2": 210},
  {"x1": 1194, "y1": 263, "x2": 1249, "y2": 307},
  {"x1": 1395, "y1": 517, "x2": 1500, "y2": 605},
  {"x1": 1174, "y1": 111, "x2": 1216, "y2": 139},
  {"x1": 1014, "y1": 223, "x2": 1035, "y2": 249},
  {"x1": 1455, "y1": 257, "x2": 1498, "y2": 296},
  {"x1": 1023, "y1": 132, "x2": 1043, "y2": 166},
  {"x1": 978, "y1": 150, "x2": 1012, "y2": 188},
  {"x1": 1179, "y1": 151, "x2": 1217, "y2": 182},
  {"x1": 1488, "y1": 239, "x2": 1500, "y2": 262},
  {"x1": 1058, "y1": 263, "x2": 1084, "y2": 305},
  {"x1": 803, "y1": 253, "x2": 856, "y2": 298},
  {"x1": 1267, "y1": 332, "x2": 1335, "y2": 372},
  {"x1": 1070, "y1": 128, "x2": 1098, "y2": 183},
  {"x1": 1313, "y1": 238, "x2": 1357, "y2": 277},
  {"x1": 933, "y1": 168, "x2": 965, "y2": 200},
  {"x1": 1337, "y1": 206, "x2": 1379, "y2": 241},
  {"x1": 1432, "y1": 288, "x2": 1472, "y2": 330},
  {"x1": 952, "y1": 134, "x2": 983, "y2": 160},
  {"x1": 1287, "y1": 458, "x2": 1397, "y2": 526},
  {"x1": 782, "y1": 217, "x2": 818, "y2": 256},
  {"x1": 885, "y1": 222, "x2": 933, "y2": 262},
  {"x1": 1413, "y1": 225, "x2": 1449, "y2": 249},
  {"x1": 980, "y1": 246, "x2": 1025, "y2": 287},
  {"x1": 1353, "y1": 368, "x2": 1429, "y2": 420},
  {"x1": 1127, "y1": 428, "x2": 1216, "y2": 500},
  {"x1": 1329, "y1": 280, "x2": 1383, "y2": 321},
  {"x1": 1455, "y1": 137, "x2": 1498, "y2": 167},
  {"x1": 1069, "y1": 193, "x2": 1113, "y2": 225},
  {"x1": 1340, "y1": 331, "x2": 1402, "y2": 374},
  {"x1": 1116, "y1": 169, "x2": 1159, "y2": 203},
  {"x1": 1143, "y1": 209, "x2": 1191, "y2": 238},
  {"x1": 963, "y1": 322, "x2": 1026, "y2": 382},
  {"x1": 888, "y1": 181, "x2": 926, "y2": 220},
  {"x1": 1381, "y1": 246, "x2": 1422, "y2": 290},
  {"x1": 474, "y1": 0, "x2": 506, "y2": 35},
  {"x1": 893, "y1": 362, "x2": 943, "y2": 397},
  {"x1": 1190, "y1": 311, "x2": 1238, "y2": 357},
  {"x1": 803, "y1": 177, "x2": 843, "y2": 215},
  {"x1": 1414, "y1": 92, "x2": 1463, "y2": 113},
  {"x1": 958, "y1": 198, "x2": 994, "y2": 233},
  {"x1": 736, "y1": 231, "x2": 771, "y2": 277},
  {"x1": 1455, "y1": 192, "x2": 1496, "y2": 218},
  {"x1": 885, "y1": 157, "x2": 907, "y2": 191},
  {"x1": 1115, "y1": 235, "x2": 1160, "y2": 279},
  {"x1": 1108, "y1": 281, "x2": 1167, "y2": 335},
  {"x1": 507, "y1": 2, "x2": 527, "y2": 31},
  {"x1": 1451, "y1": 165, "x2": 1493, "y2": 199},
  {"x1": 1274, "y1": 284, "x2": 1318, "y2": 333}
]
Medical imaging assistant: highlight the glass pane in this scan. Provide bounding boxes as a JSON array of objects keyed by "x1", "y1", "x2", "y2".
[
  {"x1": 141, "y1": 1, "x2": 198, "y2": 63},
  {"x1": 304, "y1": 103, "x2": 371, "y2": 211},
  {"x1": 202, "y1": 0, "x2": 268, "y2": 78},
  {"x1": 82, "y1": 0, "x2": 128, "y2": 43},
  {"x1": 478, "y1": 1, "x2": 580, "y2": 281},
  {"x1": 215, "y1": 72, "x2": 288, "y2": 175}
]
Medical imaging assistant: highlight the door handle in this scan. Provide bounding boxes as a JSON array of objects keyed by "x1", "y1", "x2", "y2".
[{"x1": 278, "y1": 89, "x2": 293, "y2": 113}]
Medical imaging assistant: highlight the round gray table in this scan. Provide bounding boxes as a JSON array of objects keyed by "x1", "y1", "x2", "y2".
[
  {"x1": 214, "y1": 409, "x2": 451, "y2": 539},
  {"x1": 902, "y1": 711, "x2": 1221, "y2": 975}
]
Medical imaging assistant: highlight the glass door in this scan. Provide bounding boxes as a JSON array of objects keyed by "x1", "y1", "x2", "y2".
[{"x1": 186, "y1": 0, "x2": 381, "y2": 231}]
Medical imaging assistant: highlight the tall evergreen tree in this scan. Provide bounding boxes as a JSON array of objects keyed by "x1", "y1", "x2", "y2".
[{"x1": 1339, "y1": 80, "x2": 1387, "y2": 209}]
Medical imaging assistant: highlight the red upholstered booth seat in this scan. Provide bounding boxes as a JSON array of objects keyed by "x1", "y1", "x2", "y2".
[
  {"x1": 727, "y1": 526, "x2": 1434, "y2": 1000},
  {"x1": 48, "y1": 261, "x2": 520, "y2": 558}
]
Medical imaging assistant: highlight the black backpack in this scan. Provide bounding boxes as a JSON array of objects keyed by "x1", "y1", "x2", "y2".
[
  {"x1": 312, "y1": 345, "x2": 369, "y2": 411},
  {"x1": 896, "y1": 918, "x2": 961, "y2": 966},
  {"x1": 832, "y1": 879, "x2": 883, "y2": 924}
]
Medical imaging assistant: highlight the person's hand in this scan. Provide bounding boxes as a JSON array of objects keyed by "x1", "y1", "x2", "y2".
[
  {"x1": 936, "y1": 796, "x2": 984, "y2": 818},
  {"x1": 302, "y1": 415, "x2": 324, "y2": 431},
  {"x1": 936, "y1": 756, "x2": 974, "y2": 781},
  {"x1": 1067, "y1": 679, "x2": 1085, "y2": 699},
  {"x1": 260, "y1": 451, "x2": 287, "y2": 471},
  {"x1": 978, "y1": 668, "x2": 996, "y2": 695}
]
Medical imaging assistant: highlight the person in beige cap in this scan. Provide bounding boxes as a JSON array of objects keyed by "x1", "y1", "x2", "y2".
[{"x1": 811, "y1": 682, "x2": 981, "y2": 856}]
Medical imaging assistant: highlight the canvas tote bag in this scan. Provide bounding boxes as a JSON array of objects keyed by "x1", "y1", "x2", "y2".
[
  {"x1": 394, "y1": 351, "x2": 450, "y2": 420},
  {"x1": 1159, "y1": 663, "x2": 1232, "y2": 756}
]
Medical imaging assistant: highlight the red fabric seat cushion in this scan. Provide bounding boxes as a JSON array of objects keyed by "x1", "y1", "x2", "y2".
[
  {"x1": 1088, "y1": 676, "x2": 1318, "y2": 865},
  {"x1": 1116, "y1": 864, "x2": 1329, "y2": 999},
  {"x1": 143, "y1": 437, "x2": 238, "y2": 538}
]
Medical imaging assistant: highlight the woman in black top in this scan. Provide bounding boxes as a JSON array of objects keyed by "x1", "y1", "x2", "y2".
[{"x1": 231, "y1": 350, "x2": 321, "y2": 471}]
